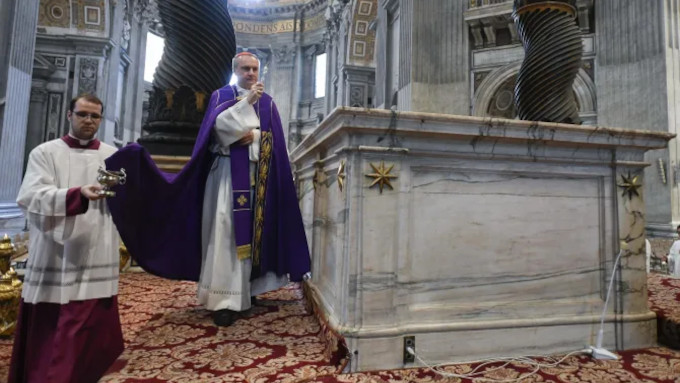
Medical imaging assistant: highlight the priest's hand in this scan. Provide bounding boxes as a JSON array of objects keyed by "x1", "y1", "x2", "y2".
[
  {"x1": 236, "y1": 130, "x2": 254, "y2": 146},
  {"x1": 246, "y1": 82, "x2": 264, "y2": 105},
  {"x1": 81, "y1": 184, "x2": 106, "y2": 201}
]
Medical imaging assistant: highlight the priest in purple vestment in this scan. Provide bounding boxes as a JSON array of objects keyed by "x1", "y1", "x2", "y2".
[{"x1": 105, "y1": 52, "x2": 311, "y2": 326}]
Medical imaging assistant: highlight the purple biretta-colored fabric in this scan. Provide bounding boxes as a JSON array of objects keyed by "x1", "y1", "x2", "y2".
[
  {"x1": 105, "y1": 85, "x2": 310, "y2": 282},
  {"x1": 8, "y1": 297, "x2": 124, "y2": 383}
]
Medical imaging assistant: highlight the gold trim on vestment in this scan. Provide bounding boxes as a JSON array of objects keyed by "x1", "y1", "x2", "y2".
[
  {"x1": 236, "y1": 244, "x2": 252, "y2": 261},
  {"x1": 252, "y1": 131, "x2": 273, "y2": 266}
]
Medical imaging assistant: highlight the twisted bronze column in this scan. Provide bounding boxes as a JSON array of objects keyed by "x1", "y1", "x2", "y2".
[
  {"x1": 512, "y1": 0, "x2": 583, "y2": 124},
  {"x1": 139, "y1": 0, "x2": 236, "y2": 155}
]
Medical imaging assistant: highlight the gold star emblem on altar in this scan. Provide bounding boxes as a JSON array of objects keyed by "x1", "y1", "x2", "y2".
[
  {"x1": 337, "y1": 160, "x2": 346, "y2": 192},
  {"x1": 237, "y1": 194, "x2": 248, "y2": 207},
  {"x1": 617, "y1": 172, "x2": 642, "y2": 200},
  {"x1": 365, "y1": 161, "x2": 397, "y2": 194}
]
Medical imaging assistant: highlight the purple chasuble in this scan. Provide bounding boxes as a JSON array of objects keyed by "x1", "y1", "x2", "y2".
[{"x1": 105, "y1": 86, "x2": 310, "y2": 281}]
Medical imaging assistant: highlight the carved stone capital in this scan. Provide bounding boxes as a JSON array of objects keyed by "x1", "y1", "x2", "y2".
[
  {"x1": 325, "y1": 0, "x2": 347, "y2": 32},
  {"x1": 133, "y1": 0, "x2": 159, "y2": 25},
  {"x1": 304, "y1": 45, "x2": 319, "y2": 59},
  {"x1": 121, "y1": 0, "x2": 132, "y2": 50},
  {"x1": 30, "y1": 85, "x2": 48, "y2": 103},
  {"x1": 381, "y1": 0, "x2": 400, "y2": 13},
  {"x1": 273, "y1": 45, "x2": 296, "y2": 65}
]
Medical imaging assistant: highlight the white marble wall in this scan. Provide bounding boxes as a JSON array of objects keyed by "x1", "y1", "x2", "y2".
[{"x1": 291, "y1": 108, "x2": 671, "y2": 371}]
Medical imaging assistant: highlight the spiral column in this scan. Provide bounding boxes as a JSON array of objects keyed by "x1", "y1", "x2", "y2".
[
  {"x1": 139, "y1": 0, "x2": 236, "y2": 155},
  {"x1": 512, "y1": 0, "x2": 583, "y2": 124}
]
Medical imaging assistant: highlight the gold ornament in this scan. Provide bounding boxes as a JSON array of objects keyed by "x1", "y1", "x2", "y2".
[
  {"x1": 0, "y1": 235, "x2": 15, "y2": 274},
  {"x1": 237, "y1": 194, "x2": 248, "y2": 207},
  {"x1": 0, "y1": 235, "x2": 22, "y2": 337},
  {"x1": 313, "y1": 167, "x2": 327, "y2": 190},
  {"x1": 617, "y1": 172, "x2": 642, "y2": 200},
  {"x1": 365, "y1": 161, "x2": 397, "y2": 193},
  {"x1": 119, "y1": 240, "x2": 131, "y2": 272},
  {"x1": 337, "y1": 161, "x2": 346, "y2": 192}
]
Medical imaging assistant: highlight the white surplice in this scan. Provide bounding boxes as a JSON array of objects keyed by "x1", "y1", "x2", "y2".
[
  {"x1": 17, "y1": 139, "x2": 119, "y2": 304},
  {"x1": 197, "y1": 87, "x2": 287, "y2": 312}
]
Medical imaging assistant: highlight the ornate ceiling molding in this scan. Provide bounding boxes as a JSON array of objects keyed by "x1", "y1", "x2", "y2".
[
  {"x1": 464, "y1": 0, "x2": 592, "y2": 48},
  {"x1": 137, "y1": 0, "x2": 328, "y2": 35},
  {"x1": 228, "y1": 0, "x2": 327, "y2": 17}
]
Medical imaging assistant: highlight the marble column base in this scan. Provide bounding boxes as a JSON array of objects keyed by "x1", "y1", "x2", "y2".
[{"x1": 307, "y1": 280, "x2": 656, "y2": 371}]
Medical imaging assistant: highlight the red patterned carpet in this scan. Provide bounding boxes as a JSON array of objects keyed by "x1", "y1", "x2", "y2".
[
  {"x1": 103, "y1": 273, "x2": 347, "y2": 382},
  {"x1": 648, "y1": 272, "x2": 680, "y2": 349},
  {"x1": 0, "y1": 272, "x2": 679, "y2": 382},
  {"x1": 305, "y1": 348, "x2": 680, "y2": 382}
]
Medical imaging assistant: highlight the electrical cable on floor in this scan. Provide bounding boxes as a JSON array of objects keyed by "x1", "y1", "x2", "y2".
[
  {"x1": 399, "y1": 246, "x2": 625, "y2": 380},
  {"x1": 405, "y1": 346, "x2": 592, "y2": 382}
]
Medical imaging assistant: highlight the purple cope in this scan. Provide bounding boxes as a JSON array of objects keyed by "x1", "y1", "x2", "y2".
[{"x1": 105, "y1": 85, "x2": 311, "y2": 282}]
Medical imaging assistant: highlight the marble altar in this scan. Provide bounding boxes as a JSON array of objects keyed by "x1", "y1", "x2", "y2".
[{"x1": 290, "y1": 107, "x2": 674, "y2": 372}]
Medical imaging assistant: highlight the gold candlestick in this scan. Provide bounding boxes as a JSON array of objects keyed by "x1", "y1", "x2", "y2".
[{"x1": 0, "y1": 234, "x2": 22, "y2": 337}]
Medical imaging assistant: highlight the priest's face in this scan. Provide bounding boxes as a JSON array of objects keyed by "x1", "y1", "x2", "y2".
[
  {"x1": 67, "y1": 98, "x2": 103, "y2": 140},
  {"x1": 235, "y1": 55, "x2": 260, "y2": 90}
]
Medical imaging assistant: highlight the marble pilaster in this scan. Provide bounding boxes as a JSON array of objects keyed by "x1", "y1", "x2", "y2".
[
  {"x1": 270, "y1": 45, "x2": 295, "y2": 145},
  {"x1": 373, "y1": 3, "x2": 387, "y2": 109},
  {"x1": 120, "y1": 16, "x2": 149, "y2": 145},
  {"x1": 0, "y1": 0, "x2": 39, "y2": 223},
  {"x1": 98, "y1": 0, "x2": 125, "y2": 144},
  {"x1": 343, "y1": 65, "x2": 375, "y2": 108},
  {"x1": 376, "y1": 0, "x2": 469, "y2": 114},
  {"x1": 595, "y1": 0, "x2": 680, "y2": 236},
  {"x1": 24, "y1": 79, "x2": 50, "y2": 172},
  {"x1": 324, "y1": 33, "x2": 335, "y2": 115}
]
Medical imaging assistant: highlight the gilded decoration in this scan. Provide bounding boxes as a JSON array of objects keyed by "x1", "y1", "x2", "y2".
[
  {"x1": 349, "y1": 0, "x2": 377, "y2": 65},
  {"x1": 75, "y1": 0, "x2": 106, "y2": 32},
  {"x1": 0, "y1": 235, "x2": 23, "y2": 337},
  {"x1": 237, "y1": 194, "x2": 248, "y2": 207},
  {"x1": 313, "y1": 167, "x2": 327, "y2": 190},
  {"x1": 618, "y1": 172, "x2": 643, "y2": 200},
  {"x1": 119, "y1": 240, "x2": 131, "y2": 271},
  {"x1": 253, "y1": 131, "x2": 273, "y2": 266},
  {"x1": 304, "y1": 13, "x2": 326, "y2": 31},
  {"x1": 232, "y1": 13, "x2": 325, "y2": 35},
  {"x1": 39, "y1": 0, "x2": 71, "y2": 29},
  {"x1": 337, "y1": 161, "x2": 346, "y2": 192},
  {"x1": 365, "y1": 161, "x2": 397, "y2": 193}
]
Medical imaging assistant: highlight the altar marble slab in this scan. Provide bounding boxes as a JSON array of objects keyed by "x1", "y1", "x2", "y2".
[{"x1": 291, "y1": 107, "x2": 674, "y2": 372}]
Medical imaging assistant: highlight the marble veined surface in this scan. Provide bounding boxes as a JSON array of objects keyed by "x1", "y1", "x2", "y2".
[{"x1": 291, "y1": 108, "x2": 673, "y2": 371}]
